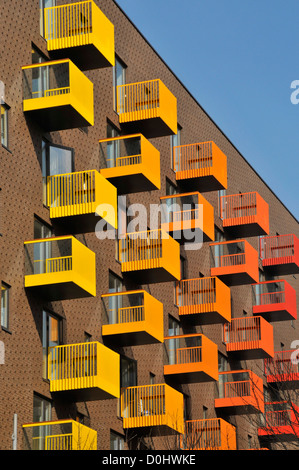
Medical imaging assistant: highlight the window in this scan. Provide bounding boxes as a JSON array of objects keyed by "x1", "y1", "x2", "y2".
[
  {"x1": 203, "y1": 406, "x2": 208, "y2": 419},
  {"x1": 110, "y1": 431, "x2": 124, "y2": 450},
  {"x1": 180, "y1": 256, "x2": 186, "y2": 280},
  {"x1": 218, "y1": 189, "x2": 226, "y2": 218},
  {"x1": 106, "y1": 121, "x2": 121, "y2": 168},
  {"x1": 170, "y1": 125, "x2": 181, "y2": 170},
  {"x1": 1, "y1": 104, "x2": 9, "y2": 148},
  {"x1": 40, "y1": 0, "x2": 56, "y2": 36},
  {"x1": 113, "y1": 56, "x2": 126, "y2": 111},
  {"x1": 34, "y1": 217, "x2": 52, "y2": 239},
  {"x1": 42, "y1": 309, "x2": 62, "y2": 379},
  {"x1": 1, "y1": 283, "x2": 10, "y2": 330},
  {"x1": 42, "y1": 139, "x2": 74, "y2": 205},
  {"x1": 32, "y1": 394, "x2": 52, "y2": 450},
  {"x1": 121, "y1": 356, "x2": 137, "y2": 388},
  {"x1": 166, "y1": 179, "x2": 178, "y2": 196},
  {"x1": 149, "y1": 372, "x2": 155, "y2": 384}
]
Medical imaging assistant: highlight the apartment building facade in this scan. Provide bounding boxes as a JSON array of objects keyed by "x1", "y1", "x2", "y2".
[{"x1": 0, "y1": 0, "x2": 298, "y2": 450}]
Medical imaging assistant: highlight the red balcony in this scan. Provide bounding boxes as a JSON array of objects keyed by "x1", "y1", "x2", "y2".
[
  {"x1": 220, "y1": 192, "x2": 269, "y2": 237},
  {"x1": 260, "y1": 234, "x2": 299, "y2": 275},
  {"x1": 209, "y1": 239, "x2": 259, "y2": 286},
  {"x1": 258, "y1": 402, "x2": 299, "y2": 441},
  {"x1": 252, "y1": 280, "x2": 297, "y2": 322},
  {"x1": 264, "y1": 350, "x2": 299, "y2": 388},
  {"x1": 223, "y1": 316, "x2": 274, "y2": 360},
  {"x1": 215, "y1": 370, "x2": 264, "y2": 415}
]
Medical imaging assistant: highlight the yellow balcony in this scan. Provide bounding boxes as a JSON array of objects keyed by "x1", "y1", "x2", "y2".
[
  {"x1": 47, "y1": 169, "x2": 117, "y2": 233},
  {"x1": 22, "y1": 419, "x2": 97, "y2": 450},
  {"x1": 24, "y1": 236, "x2": 96, "y2": 300},
  {"x1": 181, "y1": 418, "x2": 237, "y2": 450},
  {"x1": 119, "y1": 229, "x2": 181, "y2": 284},
  {"x1": 48, "y1": 341, "x2": 120, "y2": 401},
  {"x1": 164, "y1": 334, "x2": 219, "y2": 383},
  {"x1": 121, "y1": 383, "x2": 184, "y2": 434},
  {"x1": 22, "y1": 59, "x2": 94, "y2": 131},
  {"x1": 44, "y1": 1, "x2": 115, "y2": 70},
  {"x1": 101, "y1": 290, "x2": 164, "y2": 345},
  {"x1": 117, "y1": 79, "x2": 177, "y2": 138},
  {"x1": 160, "y1": 191, "x2": 214, "y2": 243},
  {"x1": 99, "y1": 134, "x2": 160, "y2": 194}
]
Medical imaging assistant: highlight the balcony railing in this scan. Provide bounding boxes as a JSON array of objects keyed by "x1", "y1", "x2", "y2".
[
  {"x1": 24, "y1": 236, "x2": 96, "y2": 300},
  {"x1": 209, "y1": 239, "x2": 259, "y2": 285},
  {"x1": 258, "y1": 402, "x2": 299, "y2": 439},
  {"x1": 223, "y1": 315, "x2": 274, "y2": 359},
  {"x1": 101, "y1": 290, "x2": 164, "y2": 345},
  {"x1": 163, "y1": 334, "x2": 218, "y2": 383},
  {"x1": 220, "y1": 192, "x2": 269, "y2": 237},
  {"x1": 121, "y1": 383, "x2": 184, "y2": 434},
  {"x1": 22, "y1": 59, "x2": 94, "y2": 131},
  {"x1": 172, "y1": 141, "x2": 227, "y2": 191},
  {"x1": 22, "y1": 419, "x2": 97, "y2": 450},
  {"x1": 116, "y1": 79, "x2": 177, "y2": 138},
  {"x1": 181, "y1": 418, "x2": 237, "y2": 450},
  {"x1": 47, "y1": 169, "x2": 117, "y2": 232},
  {"x1": 99, "y1": 134, "x2": 160, "y2": 193},
  {"x1": 44, "y1": 1, "x2": 115, "y2": 70},
  {"x1": 252, "y1": 280, "x2": 297, "y2": 322},
  {"x1": 264, "y1": 350, "x2": 299, "y2": 385},
  {"x1": 119, "y1": 229, "x2": 181, "y2": 283},
  {"x1": 175, "y1": 276, "x2": 231, "y2": 325},
  {"x1": 48, "y1": 341, "x2": 120, "y2": 401},
  {"x1": 215, "y1": 370, "x2": 264, "y2": 414},
  {"x1": 260, "y1": 234, "x2": 299, "y2": 275},
  {"x1": 160, "y1": 191, "x2": 214, "y2": 243}
]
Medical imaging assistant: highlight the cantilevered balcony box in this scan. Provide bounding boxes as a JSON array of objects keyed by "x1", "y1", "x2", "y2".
[
  {"x1": 260, "y1": 234, "x2": 299, "y2": 276},
  {"x1": 264, "y1": 350, "x2": 299, "y2": 388},
  {"x1": 121, "y1": 383, "x2": 184, "y2": 435},
  {"x1": 99, "y1": 134, "x2": 160, "y2": 194},
  {"x1": 181, "y1": 418, "x2": 237, "y2": 450},
  {"x1": 258, "y1": 402, "x2": 299, "y2": 441},
  {"x1": 175, "y1": 276, "x2": 231, "y2": 325},
  {"x1": 209, "y1": 239, "x2": 259, "y2": 286},
  {"x1": 101, "y1": 290, "x2": 164, "y2": 346},
  {"x1": 252, "y1": 280, "x2": 297, "y2": 322},
  {"x1": 48, "y1": 341, "x2": 120, "y2": 401},
  {"x1": 44, "y1": 1, "x2": 115, "y2": 70},
  {"x1": 220, "y1": 192, "x2": 269, "y2": 237},
  {"x1": 24, "y1": 236, "x2": 96, "y2": 300},
  {"x1": 22, "y1": 59, "x2": 94, "y2": 131},
  {"x1": 47, "y1": 169, "x2": 117, "y2": 233},
  {"x1": 215, "y1": 370, "x2": 265, "y2": 415},
  {"x1": 223, "y1": 316, "x2": 274, "y2": 360},
  {"x1": 160, "y1": 192, "x2": 214, "y2": 244},
  {"x1": 173, "y1": 141, "x2": 227, "y2": 192},
  {"x1": 116, "y1": 79, "x2": 177, "y2": 138},
  {"x1": 163, "y1": 334, "x2": 218, "y2": 384},
  {"x1": 22, "y1": 419, "x2": 97, "y2": 450},
  {"x1": 119, "y1": 229, "x2": 181, "y2": 284}
]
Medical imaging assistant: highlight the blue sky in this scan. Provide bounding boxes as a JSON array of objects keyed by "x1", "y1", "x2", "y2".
[{"x1": 115, "y1": 0, "x2": 299, "y2": 222}]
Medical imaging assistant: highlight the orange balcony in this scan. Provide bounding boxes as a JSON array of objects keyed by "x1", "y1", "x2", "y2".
[
  {"x1": 258, "y1": 402, "x2": 299, "y2": 440},
  {"x1": 163, "y1": 334, "x2": 218, "y2": 383},
  {"x1": 173, "y1": 141, "x2": 227, "y2": 192},
  {"x1": 119, "y1": 229, "x2": 180, "y2": 284},
  {"x1": 220, "y1": 192, "x2": 269, "y2": 237},
  {"x1": 160, "y1": 192, "x2": 214, "y2": 243},
  {"x1": 181, "y1": 418, "x2": 237, "y2": 450},
  {"x1": 121, "y1": 383, "x2": 184, "y2": 434},
  {"x1": 101, "y1": 290, "x2": 164, "y2": 345},
  {"x1": 116, "y1": 79, "x2": 177, "y2": 138},
  {"x1": 223, "y1": 315, "x2": 274, "y2": 360},
  {"x1": 264, "y1": 350, "x2": 299, "y2": 387},
  {"x1": 175, "y1": 276, "x2": 231, "y2": 325},
  {"x1": 209, "y1": 239, "x2": 259, "y2": 286},
  {"x1": 215, "y1": 370, "x2": 264, "y2": 415},
  {"x1": 99, "y1": 134, "x2": 160, "y2": 194},
  {"x1": 252, "y1": 280, "x2": 297, "y2": 322},
  {"x1": 260, "y1": 234, "x2": 299, "y2": 275}
]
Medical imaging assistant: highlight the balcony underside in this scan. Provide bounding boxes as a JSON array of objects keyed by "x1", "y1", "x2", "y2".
[
  {"x1": 253, "y1": 305, "x2": 296, "y2": 322},
  {"x1": 215, "y1": 401, "x2": 261, "y2": 415},
  {"x1": 168, "y1": 226, "x2": 213, "y2": 245},
  {"x1": 51, "y1": 386, "x2": 116, "y2": 402},
  {"x1": 176, "y1": 173, "x2": 226, "y2": 193},
  {"x1": 102, "y1": 328, "x2": 161, "y2": 346},
  {"x1": 50, "y1": 212, "x2": 113, "y2": 234},
  {"x1": 178, "y1": 308, "x2": 229, "y2": 325},
  {"x1": 262, "y1": 259, "x2": 299, "y2": 276},
  {"x1": 102, "y1": 172, "x2": 158, "y2": 194},
  {"x1": 211, "y1": 270, "x2": 258, "y2": 286},
  {"x1": 48, "y1": 43, "x2": 112, "y2": 71},
  {"x1": 226, "y1": 346, "x2": 273, "y2": 361},
  {"x1": 24, "y1": 104, "x2": 92, "y2": 132},
  {"x1": 259, "y1": 427, "x2": 299, "y2": 441},
  {"x1": 25, "y1": 280, "x2": 92, "y2": 301},
  {"x1": 122, "y1": 266, "x2": 178, "y2": 284},
  {"x1": 164, "y1": 366, "x2": 217, "y2": 384},
  {"x1": 125, "y1": 424, "x2": 181, "y2": 437},
  {"x1": 267, "y1": 375, "x2": 299, "y2": 390},
  {"x1": 223, "y1": 221, "x2": 268, "y2": 238},
  {"x1": 119, "y1": 117, "x2": 175, "y2": 139}
]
